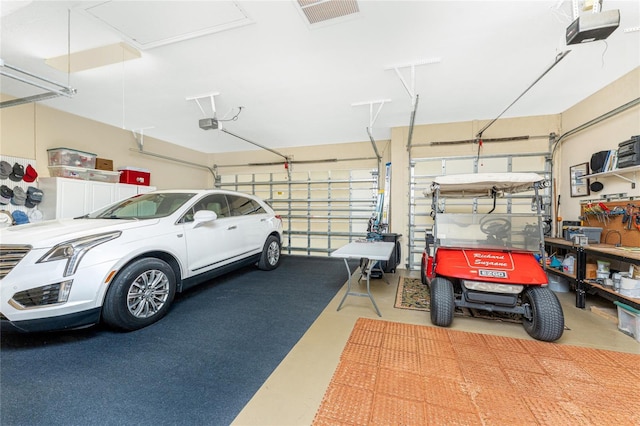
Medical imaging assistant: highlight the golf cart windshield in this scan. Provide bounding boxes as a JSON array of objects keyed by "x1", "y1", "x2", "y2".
[
  {"x1": 436, "y1": 213, "x2": 541, "y2": 251},
  {"x1": 428, "y1": 173, "x2": 546, "y2": 252}
]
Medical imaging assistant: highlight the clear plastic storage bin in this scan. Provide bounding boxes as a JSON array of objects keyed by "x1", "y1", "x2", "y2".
[
  {"x1": 47, "y1": 148, "x2": 97, "y2": 169},
  {"x1": 88, "y1": 169, "x2": 121, "y2": 183},
  {"x1": 48, "y1": 166, "x2": 90, "y2": 180}
]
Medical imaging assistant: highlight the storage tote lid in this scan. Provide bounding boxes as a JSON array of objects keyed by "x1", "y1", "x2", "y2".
[
  {"x1": 47, "y1": 147, "x2": 96, "y2": 156},
  {"x1": 118, "y1": 166, "x2": 150, "y2": 172}
]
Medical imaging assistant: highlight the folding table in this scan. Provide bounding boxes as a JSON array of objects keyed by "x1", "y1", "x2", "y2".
[{"x1": 331, "y1": 240, "x2": 396, "y2": 316}]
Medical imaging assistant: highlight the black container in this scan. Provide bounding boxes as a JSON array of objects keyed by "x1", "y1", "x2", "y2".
[
  {"x1": 618, "y1": 139, "x2": 640, "y2": 157},
  {"x1": 380, "y1": 233, "x2": 402, "y2": 273},
  {"x1": 618, "y1": 152, "x2": 640, "y2": 168}
]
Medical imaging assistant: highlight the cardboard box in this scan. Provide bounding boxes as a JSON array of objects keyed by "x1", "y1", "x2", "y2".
[
  {"x1": 585, "y1": 263, "x2": 598, "y2": 279},
  {"x1": 95, "y1": 158, "x2": 114, "y2": 171},
  {"x1": 119, "y1": 167, "x2": 150, "y2": 186}
]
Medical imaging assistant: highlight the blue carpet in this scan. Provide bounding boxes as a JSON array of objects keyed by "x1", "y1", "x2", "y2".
[{"x1": 1, "y1": 255, "x2": 357, "y2": 426}]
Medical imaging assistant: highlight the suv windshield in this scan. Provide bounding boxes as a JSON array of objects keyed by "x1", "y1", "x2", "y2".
[{"x1": 87, "y1": 193, "x2": 196, "y2": 219}]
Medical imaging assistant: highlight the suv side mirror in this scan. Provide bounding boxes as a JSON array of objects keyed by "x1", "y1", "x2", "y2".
[{"x1": 193, "y1": 210, "x2": 218, "y2": 228}]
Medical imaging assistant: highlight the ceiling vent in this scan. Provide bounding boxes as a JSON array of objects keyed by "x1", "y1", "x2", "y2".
[{"x1": 296, "y1": 0, "x2": 360, "y2": 26}]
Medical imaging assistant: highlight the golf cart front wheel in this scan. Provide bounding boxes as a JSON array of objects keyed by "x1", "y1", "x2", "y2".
[
  {"x1": 522, "y1": 286, "x2": 565, "y2": 342},
  {"x1": 430, "y1": 277, "x2": 455, "y2": 327}
]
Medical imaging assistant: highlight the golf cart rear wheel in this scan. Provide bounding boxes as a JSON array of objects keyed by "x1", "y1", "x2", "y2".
[
  {"x1": 522, "y1": 286, "x2": 565, "y2": 342},
  {"x1": 420, "y1": 256, "x2": 427, "y2": 285},
  {"x1": 430, "y1": 277, "x2": 454, "y2": 327}
]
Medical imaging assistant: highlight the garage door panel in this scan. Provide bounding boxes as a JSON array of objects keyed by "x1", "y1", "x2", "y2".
[
  {"x1": 478, "y1": 157, "x2": 508, "y2": 173},
  {"x1": 408, "y1": 151, "x2": 551, "y2": 271},
  {"x1": 218, "y1": 168, "x2": 378, "y2": 256}
]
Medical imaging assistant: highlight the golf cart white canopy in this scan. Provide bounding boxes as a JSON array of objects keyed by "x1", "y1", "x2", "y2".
[{"x1": 425, "y1": 172, "x2": 545, "y2": 198}]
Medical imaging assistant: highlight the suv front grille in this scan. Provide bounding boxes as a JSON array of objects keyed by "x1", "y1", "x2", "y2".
[{"x1": 0, "y1": 245, "x2": 31, "y2": 279}]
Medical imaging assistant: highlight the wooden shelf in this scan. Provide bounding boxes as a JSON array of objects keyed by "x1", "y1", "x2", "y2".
[
  {"x1": 546, "y1": 267, "x2": 576, "y2": 281},
  {"x1": 585, "y1": 280, "x2": 640, "y2": 303},
  {"x1": 544, "y1": 238, "x2": 640, "y2": 310}
]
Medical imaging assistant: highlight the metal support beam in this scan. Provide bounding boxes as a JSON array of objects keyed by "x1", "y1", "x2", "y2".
[
  {"x1": 476, "y1": 50, "x2": 570, "y2": 139},
  {"x1": 352, "y1": 99, "x2": 390, "y2": 162},
  {"x1": 0, "y1": 59, "x2": 76, "y2": 108},
  {"x1": 220, "y1": 128, "x2": 289, "y2": 162},
  {"x1": 406, "y1": 94, "x2": 419, "y2": 151}
]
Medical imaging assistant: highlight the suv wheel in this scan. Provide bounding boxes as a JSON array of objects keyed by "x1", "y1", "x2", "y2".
[
  {"x1": 258, "y1": 235, "x2": 281, "y2": 270},
  {"x1": 102, "y1": 258, "x2": 176, "y2": 331}
]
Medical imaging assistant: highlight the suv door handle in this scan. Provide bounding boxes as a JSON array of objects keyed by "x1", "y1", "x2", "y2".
[{"x1": 227, "y1": 225, "x2": 237, "y2": 230}]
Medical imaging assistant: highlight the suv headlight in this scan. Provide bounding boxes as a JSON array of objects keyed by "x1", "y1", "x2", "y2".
[{"x1": 37, "y1": 231, "x2": 121, "y2": 277}]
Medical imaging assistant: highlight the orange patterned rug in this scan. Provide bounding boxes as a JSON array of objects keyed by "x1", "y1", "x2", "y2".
[{"x1": 312, "y1": 318, "x2": 640, "y2": 425}]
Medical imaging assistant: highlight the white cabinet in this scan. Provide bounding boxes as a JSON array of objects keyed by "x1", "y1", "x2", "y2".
[{"x1": 38, "y1": 178, "x2": 156, "y2": 220}]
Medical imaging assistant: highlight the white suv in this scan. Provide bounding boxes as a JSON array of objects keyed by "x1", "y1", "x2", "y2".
[{"x1": 0, "y1": 189, "x2": 283, "y2": 332}]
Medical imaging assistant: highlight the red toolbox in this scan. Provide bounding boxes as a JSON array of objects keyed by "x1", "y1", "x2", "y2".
[{"x1": 119, "y1": 167, "x2": 151, "y2": 186}]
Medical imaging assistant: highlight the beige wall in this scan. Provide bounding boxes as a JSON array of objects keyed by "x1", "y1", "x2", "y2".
[
  {"x1": 557, "y1": 67, "x2": 640, "y2": 223},
  {"x1": 2, "y1": 67, "x2": 639, "y2": 260},
  {"x1": 0, "y1": 97, "x2": 212, "y2": 189}
]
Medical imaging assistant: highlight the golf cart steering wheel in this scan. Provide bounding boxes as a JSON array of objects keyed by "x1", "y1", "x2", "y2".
[{"x1": 480, "y1": 217, "x2": 511, "y2": 239}]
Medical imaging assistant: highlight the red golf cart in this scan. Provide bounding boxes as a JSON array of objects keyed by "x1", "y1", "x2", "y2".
[{"x1": 421, "y1": 173, "x2": 564, "y2": 342}]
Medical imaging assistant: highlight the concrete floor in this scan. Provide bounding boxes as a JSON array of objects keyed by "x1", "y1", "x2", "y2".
[{"x1": 231, "y1": 270, "x2": 640, "y2": 426}]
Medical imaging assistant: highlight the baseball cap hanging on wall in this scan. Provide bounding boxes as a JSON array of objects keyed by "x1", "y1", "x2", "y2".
[
  {"x1": 23, "y1": 164, "x2": 38, "y2": 182},
  {"x1": 590, "y1": 181, "x2": 604, "y2": 193},
  {"x1": 9, "y1": 163, "x2": 24, "y2": 182},
  {"x1": 0, "y1": 161, "x2": 12, "y2": 179},
  {"x1": 0, "y1": 185, "x2": 13, "y2": 204},
  {"x1": 11, "y1": 210, "x2": 29, "y2": 225}
]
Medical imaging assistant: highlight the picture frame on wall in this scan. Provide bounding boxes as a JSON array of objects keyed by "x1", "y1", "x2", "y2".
[{"x1": 570, "y1": 162, "x2": 590, "y2": 197}]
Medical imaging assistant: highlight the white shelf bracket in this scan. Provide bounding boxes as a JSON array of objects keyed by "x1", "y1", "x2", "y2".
[
  {"x1": 186, "y1": 91, "x2": 220, "y2": 117},
  {"x1": 385, "y1": 58, "x2": 441, "y2": 108},
  {"x1": 131, "y1": 127, "x2": 155, "y2": 151},
  {"x1": 352, "y1": 99, "x2": 391, "y2": 129},
  {"x1": 611, "y1": 172, "x2": 636, "y2": 187}
]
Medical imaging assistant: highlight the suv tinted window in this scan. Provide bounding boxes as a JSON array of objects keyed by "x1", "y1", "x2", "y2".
[
  {"x1": 227, "y1": 195, "x2": 265, "y2": 216},
  {"x1": 91, "y1": 193, "x2": 195, "y2": 219},
  {"x1": 181, "y1": 193, "x2": 230, "y2": 222}
]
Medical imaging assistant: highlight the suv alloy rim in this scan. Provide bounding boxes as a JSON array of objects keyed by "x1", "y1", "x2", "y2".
[{"x1": 127, "y1": 269, "x2": 171, "y2": 318}]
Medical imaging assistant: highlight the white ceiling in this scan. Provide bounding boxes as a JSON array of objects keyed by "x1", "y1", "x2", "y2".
[{"x1": 1, "y1": 1, "x2": 639, "y2": 155}]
